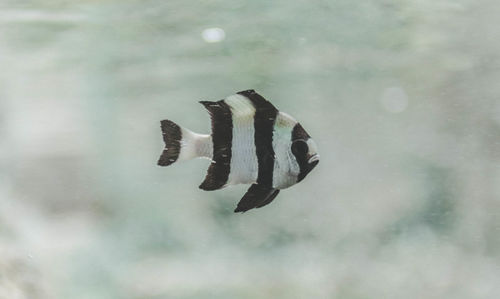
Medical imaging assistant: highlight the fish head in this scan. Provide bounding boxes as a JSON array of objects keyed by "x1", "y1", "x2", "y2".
[{"x1": 291, "y1": 123, "x2": 319, "y2": 182}]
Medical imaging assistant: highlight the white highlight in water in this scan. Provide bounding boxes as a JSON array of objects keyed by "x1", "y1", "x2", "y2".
[
  {"x1": 380, "y1": 87, "x2": 409, "y2": 113},
  {"x1": 201, "y1": 28, "x2": 226, "y2": 43}
]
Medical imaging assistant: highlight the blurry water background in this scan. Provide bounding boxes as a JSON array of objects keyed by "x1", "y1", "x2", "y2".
[{"x1": 1, "y1": 0, "x2": 500, "y2": 298}]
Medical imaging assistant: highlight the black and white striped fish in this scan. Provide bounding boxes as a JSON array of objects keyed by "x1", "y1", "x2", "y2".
[{"x1": 158, "y1": 90, "x2": 319, "y2": 213}]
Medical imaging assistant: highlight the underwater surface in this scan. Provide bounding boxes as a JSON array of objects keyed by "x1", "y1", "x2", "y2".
[{"x1": 1, "y1": 0, "x2": 499, "y2": 298}]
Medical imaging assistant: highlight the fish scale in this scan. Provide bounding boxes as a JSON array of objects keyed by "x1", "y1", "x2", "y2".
[{"x1": 225, "y1": 94, "x2": 258, "y2": 185}]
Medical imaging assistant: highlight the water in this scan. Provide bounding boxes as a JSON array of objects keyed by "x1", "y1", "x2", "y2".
[{"x1": 1, "y1": 0, "x2": 499, "y2": 298}]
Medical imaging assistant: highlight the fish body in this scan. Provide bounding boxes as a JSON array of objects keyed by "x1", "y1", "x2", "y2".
[{"x1": 158, "y1": 90, "x2": 319, "y2": 213}]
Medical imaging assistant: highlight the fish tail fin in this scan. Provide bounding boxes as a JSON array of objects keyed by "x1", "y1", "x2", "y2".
[{"x1": 157, "y1": 120, "x2": 212, "y2": 166}]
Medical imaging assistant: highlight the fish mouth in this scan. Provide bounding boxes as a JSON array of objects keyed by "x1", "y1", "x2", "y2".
[
  {"x1": 297, "y1": 154, "x2": 319, "y2": 182},
  {"x1": 308, "y1": 154, "x2": 320, "y2": 164}
]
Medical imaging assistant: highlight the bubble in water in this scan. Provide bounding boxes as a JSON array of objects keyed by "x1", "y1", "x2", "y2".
[
  {"x1": 380, "y1": 87, "x2": 409, "y2": 113},
  {"x1": 201, "y1": 27, "x2": 226, "y2": 43}
]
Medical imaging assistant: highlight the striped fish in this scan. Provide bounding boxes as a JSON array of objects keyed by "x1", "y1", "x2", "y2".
[{"x1": 158, "y1": 90, "x2": 319, "y2": 213}]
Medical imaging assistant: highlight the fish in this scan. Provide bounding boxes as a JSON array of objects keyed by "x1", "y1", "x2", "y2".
[{"x1": 157, "y1": 90, "x2": 319, "y2": 213}]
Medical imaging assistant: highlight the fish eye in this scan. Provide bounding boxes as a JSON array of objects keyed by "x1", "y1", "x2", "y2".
[{"x1": 292, "y1": 140, "x2": 309, "y2": 156}]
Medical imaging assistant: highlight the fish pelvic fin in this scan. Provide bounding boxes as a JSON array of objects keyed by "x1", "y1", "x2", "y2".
[
  {"x1": 234, "y1": 184, "x2": 280, "y2": 213},
  {"x1": 158, "y1": 120, "x2": 212, "y2": 166}
]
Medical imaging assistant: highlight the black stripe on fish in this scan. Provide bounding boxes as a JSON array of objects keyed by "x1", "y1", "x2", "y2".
[
  {"x1": 234, "y1": 184, "x2": 280, "y2": 213},
  {"x1": 291, "y1": 123, "x2": 312, "y2": 182},
  {"x1": 158, "y1": 120, "x2": 182, "y2": 166},
  {"x1": 291, "y1": 122, "x2": 310, "y2": 141},
  {"x1": 199, "y1": 100, "x2": 233, "y2": 190},
  {"x1": 237, "y1": 89, "x2": 278, "y2": 188}
]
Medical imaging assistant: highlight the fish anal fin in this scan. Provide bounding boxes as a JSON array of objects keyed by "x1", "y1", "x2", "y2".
[
  {"x1": 234, "y1": 184, "x2": 280, "y2": 213},
  {"x1": 199, "y1": 162, "x2": 228, "y2": 191}
]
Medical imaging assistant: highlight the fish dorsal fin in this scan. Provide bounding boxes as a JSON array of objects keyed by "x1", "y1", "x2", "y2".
[
  {"x1": 237, "y1": 89, "x2": 278, "y2": 112},
  {"x1": 234, "y1": 184, "x2": 280, "y2": 213},
  {"x1": 199, "y1": 100, "x2": 233, "y2": 190},
  {"x1": 224, "y1": 93, "x2": 257, "y2": 120}
]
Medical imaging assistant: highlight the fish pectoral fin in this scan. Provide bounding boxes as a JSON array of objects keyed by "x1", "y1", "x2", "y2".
[{"x1": 234, "y1": 184, "x2": 280, "y2": 213}]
